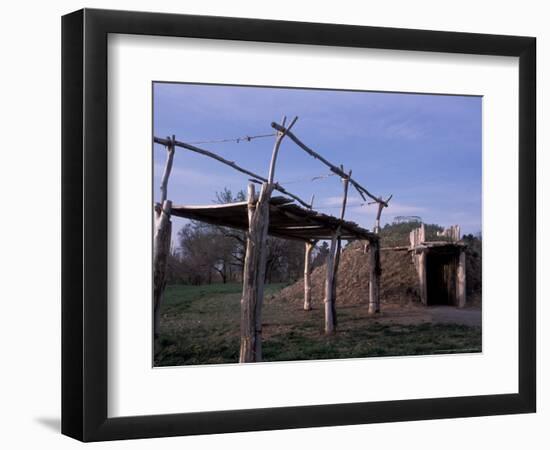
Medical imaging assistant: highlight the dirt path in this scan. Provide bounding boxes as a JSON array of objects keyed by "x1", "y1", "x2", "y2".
[{"x1": 368, "y1": 304, "x2": 481, "y2": 327}]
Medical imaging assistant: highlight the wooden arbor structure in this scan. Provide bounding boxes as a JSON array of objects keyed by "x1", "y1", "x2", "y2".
[{"x1": 153, "y1": 117, "x2": 387, "y2": 363}]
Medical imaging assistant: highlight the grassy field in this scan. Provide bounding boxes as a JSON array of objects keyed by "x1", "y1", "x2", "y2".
[{"x1": 155, "y1": 283, "x2": 482, "y2": 366}]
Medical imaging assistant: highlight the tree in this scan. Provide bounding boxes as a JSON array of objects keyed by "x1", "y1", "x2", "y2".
[
  {"x1": 312, "y1": 241, "x2": 330, "y2": 269},
  {"x1": 214, "y1": 188, "x2": 247, "y2": 282},
  {"x1": 177, "y1": 222, "x2": 218, "y2": 284},
  {"x1": 173, "y1": 186, "x2": 311, "y2": 285}
]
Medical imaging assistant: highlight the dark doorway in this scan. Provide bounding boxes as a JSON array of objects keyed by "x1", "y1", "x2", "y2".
[{"x1": 426, "y1": 252, "x2": 457, "y2": 306}]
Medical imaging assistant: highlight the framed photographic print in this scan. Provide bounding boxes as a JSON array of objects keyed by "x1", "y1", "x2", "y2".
[{"x1": 61, "y1": 8, "x2": 536, "y2": 442}]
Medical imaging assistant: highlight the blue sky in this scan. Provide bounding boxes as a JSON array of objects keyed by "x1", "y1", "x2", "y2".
[{"x1": 153, "y1": 83, "x2": 482, "y2": 240}]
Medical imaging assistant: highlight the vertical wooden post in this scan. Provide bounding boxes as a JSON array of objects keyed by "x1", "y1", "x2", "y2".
[
  {"x1": 254, "y1": 187, "x2": 270, "y2": 360},
  {"x1": 240, "y1": 116, "x2": 297, "y2": 362},
  {"x1": 374, "y1": 202, "x2": 384, "y2": 234},
  {"x1": 409, "y1": 223, "x2": 426, "y2": 248},
  {"x1": 324, "y1": 232, "x2": 338, "y2": 333},
  {"x1": 456, "y1": 249, "x2": 466, "y2": 308},
  {"x1": 333, "y1": 172, "x2": 351, "y2": 320},
  {"x1": 303, "y1": 240, "x2": 316, "y2": 311},
  {"x1": 246, "y1": 183, "x2": 256, "y2": 223},
  {"x1": 240, "y1": 115, "x2": 297, "y2": 363},
  {"x1": 153, "y1": 200, "x2": 172, "y2": 342},
  {"x1": 417, "y1": 250, "x2": 428, "y2": 305},
  {"x1": 368, "y1": 239, "x2": 381, "y2": 314},
  {"x1": 323, "y1": 170, "x2": 351, "y2": 333},
  {"x1": 374, "y1": 239, "x2": 381, "y2": 313},
  {"x1": 240, "y1": 183, "x2": 273, "y2": 363},
  {"x1": 153, "y1": 137, "x2": 175, "y2": 347}
]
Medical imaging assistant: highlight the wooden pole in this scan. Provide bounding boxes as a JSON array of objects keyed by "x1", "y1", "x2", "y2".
[
  {"x1": 330, "y1": 170, "x2": 352, "y2": 323},
  {"x1": 240, "y1": 115, "x2": 294, "y2": 362},
  {"x1": 240, "y1": 184, "x2": 256, "y2": 362},
  {"x1": 322, "y1": 170, "x2": 351, "y2": 332},
  {"x1": 456, "y1": 249, "x2": 466, "y2": 308},
  {"x1": 271, "y1": 122, "x2": 391, "y2": 204},
  {"x1": 254, "y1": 188, "x2": 271, "y2": 360},
  {"x1": 324, "y1": 232, "x2": 338, "y2": 333},
  {"x1": 159, "y1": 136, "x2": 175, "y2": 205},
  {"x1": 268, "y1": 116, "x2": 298, "y2": 183},
  {"x1": 339, "y1": 170, "x2": 352, "y2": 221},
  {"x1": 153, "y1": 137, "x2": 175, "y2": 349},
  {"x1": 303, "y1": 240, "x2": 317, "y2": 311},
  {"x1": 153, "y1": 200, "x2": 172, "y2": 343},
  {"x1": 153, "y1": 135, "x2": 310, "y2": 208},
  {"x1": 246, "y1": 183, "x2": 256, "y2": 223},
  {"x1": 372, "y1": 194, "x2": 392, "y2": 234},
  {"x1": 240, "y1": 183, "x2": 273, "y2": 362},
  {"x1": 367, "y1": 238, "x2": 381, "y2": 314},
  {"x1": 375, "y1": 240, "x2": 381, "y2": 313},
  {"x1": 416, "y1": 250, "x2": 428, "y2": 305},
  {"x1": 374, "y1": 202, "x2": 384, "y2": 234}
]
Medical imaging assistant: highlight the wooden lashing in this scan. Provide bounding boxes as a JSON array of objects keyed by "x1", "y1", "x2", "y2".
[
  {"x1": 153, "y1": 135, "x2": 175, "y2": 344},
  {"x1": 239, "y1": 117, "x2": 297, "y2": 363},
  {"x1": 303, "y1": 240, "x2": 318, "y2": 311},
  {"x1": 323, "y1": 169, "x2": 351, "y2": 333}
]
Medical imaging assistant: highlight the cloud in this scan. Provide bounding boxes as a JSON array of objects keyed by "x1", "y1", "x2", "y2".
[{"x1": 382, "y1": 118, "x2": 425, "y2": 140}]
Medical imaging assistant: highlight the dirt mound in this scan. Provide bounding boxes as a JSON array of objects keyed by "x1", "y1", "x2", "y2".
[
  {"x1": 465, "y1": 239, "x2": 482, "y2": 307},
  {"x1": 272, "y1": 242, "x2": 419, "y2": 307}
]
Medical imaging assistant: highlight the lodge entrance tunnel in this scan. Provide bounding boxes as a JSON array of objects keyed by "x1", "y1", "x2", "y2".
[
  {"x1": 410, "y1": 224, "x2": 467, "y2": 309},
  {"x1": 426, "y1": 251, "x2": 457, "y2": 306}
]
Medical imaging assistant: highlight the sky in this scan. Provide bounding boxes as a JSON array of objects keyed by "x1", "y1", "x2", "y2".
[{"x1": 153, "y1": 82, "x2": 482, "y2": 242}]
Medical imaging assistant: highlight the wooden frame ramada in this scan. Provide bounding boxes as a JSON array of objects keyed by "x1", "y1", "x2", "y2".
[{"x1": 61, "y1": 8, "x2": 536, "y2": 442}]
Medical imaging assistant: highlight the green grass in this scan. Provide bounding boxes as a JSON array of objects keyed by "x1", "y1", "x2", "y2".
[{"x1": 155, "y1": 283, "x2": 481, "y2": 366}]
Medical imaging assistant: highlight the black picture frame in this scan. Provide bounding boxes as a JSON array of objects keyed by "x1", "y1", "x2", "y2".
[{"x1": 62, "y1": 8, "x2": 536, "y2": 442}]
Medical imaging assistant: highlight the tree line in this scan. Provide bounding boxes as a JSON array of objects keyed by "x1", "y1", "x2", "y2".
[{"x1": 166, "y1": 188, "x2": 330, "y2": 285}]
